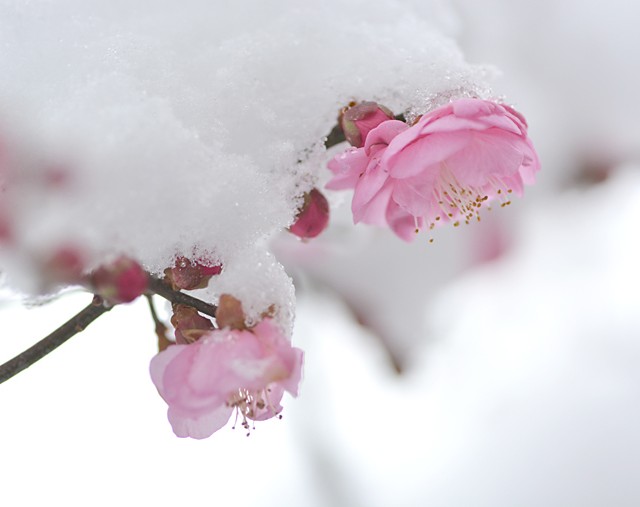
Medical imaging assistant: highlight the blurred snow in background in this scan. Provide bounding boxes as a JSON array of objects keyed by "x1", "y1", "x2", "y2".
[{"x1": 2, "y1": 0, "x2": 640, "y2": 506}]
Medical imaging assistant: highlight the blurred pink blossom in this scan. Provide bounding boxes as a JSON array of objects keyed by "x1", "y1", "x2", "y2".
[
  {"x1": 150, "y1": 318, "x2": 303, "y2": 439},
  {"x1": 327, "y1": 98, "x2": 540, "y2": 240}
]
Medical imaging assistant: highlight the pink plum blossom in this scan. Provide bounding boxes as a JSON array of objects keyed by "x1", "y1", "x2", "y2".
[
  {"x1": 327, "y1": 98, "x2": 540, "y2": 241},
  {"x1": 150, "y1": 318, "x2": 303, "y2": 439}
]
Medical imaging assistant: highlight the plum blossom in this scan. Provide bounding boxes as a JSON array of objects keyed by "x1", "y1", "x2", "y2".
[
  {"x1": 150, "y1": 318, "x2": 303, "y2": 439},
  {"x1": 327, "y1": 98, "x2": 540, "y2": 241}
]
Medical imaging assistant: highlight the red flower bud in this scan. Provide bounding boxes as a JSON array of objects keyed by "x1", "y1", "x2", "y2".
[
  {"x1": 171, "y1": 304, "x2": 214, "y2": 344},
  {"x1": 164, "y1": 256, "x2": 222, "y2": 291},
  {"x1": 340, "y1": 101, "x2": 394, "y2": 148},
  {"x1": 289, "y1": 188, "x2": 330, "y2": 239},
  {"x1": 91, "y1": 256, "x2": 147, "y2": 304}
]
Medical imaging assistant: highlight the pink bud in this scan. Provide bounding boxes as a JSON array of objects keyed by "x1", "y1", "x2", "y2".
[
  {"x1": 340, "y1": 101, "x2": 395, "y2": 148},
  {"x1": 289, "y1": 188, "x2": 330, "y2": 239},
  {"x1": 91, "y1": 256, "x2": 147, "y2": 304},
  {"x1": 164, "y1": 256, "x2": 222, "y2": 291}
]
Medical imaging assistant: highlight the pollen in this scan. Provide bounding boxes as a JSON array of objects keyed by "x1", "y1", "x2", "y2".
[
  {"x1": 227, "y1": 387, "x2": 281, "y2": 435},
  {"x1": 428, "y1": 164, "x2": 515, "y2": 230}
]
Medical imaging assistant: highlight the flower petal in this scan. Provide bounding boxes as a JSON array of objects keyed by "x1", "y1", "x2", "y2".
[{"x1": 168, "y1": 404, "x2": 233, "y2": 439}]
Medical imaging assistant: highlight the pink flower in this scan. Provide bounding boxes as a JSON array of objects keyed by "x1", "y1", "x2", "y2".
[
  {"x1": 150, "y1": 318, "x2": 303, "y2": 439},
  {"x1": 327, "y1": 99, "x2": 540, "y2": 241}
]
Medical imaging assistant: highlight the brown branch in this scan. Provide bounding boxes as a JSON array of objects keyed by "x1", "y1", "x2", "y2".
[
  {"x1": 146, "y1": 275, "x2": 217, "y2": 318},
  {"x1": 0, "y1": 295, "x2": 111, "y2": 385},
  {"x1": 145, "y1": 294, "x2": 173, "y2": 352}
]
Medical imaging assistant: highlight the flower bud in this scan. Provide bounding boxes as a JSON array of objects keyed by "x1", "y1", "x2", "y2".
[
  {"x1": 289, "y1": 188, "x2": 329, "y2": 239},
  {"x1": 91, "y1": 256, "x2": 147, "y2": 304},
  {"x1": 171, "y1": 304, "x2": 214, "y2": 344},
  {"x1": 164, "y1": 256, "x2": 222, "y2": 291},
  {"x1": 340, "y1": 101, "x2": 394, "y2": 148},
  {"x1": 216, "y1": 294, "x2": 246, "y2": 330}
]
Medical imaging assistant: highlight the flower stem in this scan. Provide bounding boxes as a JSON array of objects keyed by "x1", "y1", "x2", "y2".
[
  {"x1": 145, "y1": 294, "x2": 173, "y2": 352},
  {"x1": 0, "y1": 274, "x2": 218, "y2": 386},
  {"x1": 0, "y1": 295, "x2": 111, "y2": 385}
]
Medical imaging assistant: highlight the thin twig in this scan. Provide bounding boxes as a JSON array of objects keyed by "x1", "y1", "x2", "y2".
[
  {"x1": 0, "y1": 295, "x2": 110, "y2": 385},
  {"x1": 145, "y1": 294, "x2": 173, "y2": 352},
  {"x1": 146, "y1": 275, "x2": 217, "y2": 318}
]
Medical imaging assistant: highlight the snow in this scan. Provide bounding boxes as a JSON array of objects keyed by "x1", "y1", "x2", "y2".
[{"x1": 0, "y1": 0, "x2": 489, "y2": 324}]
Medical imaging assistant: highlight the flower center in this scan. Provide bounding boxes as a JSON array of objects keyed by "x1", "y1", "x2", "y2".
[
  {"x1": 428, "y1": 165, "x2": 514, "y2": 234},
  {"x1": 227, "y1": 387, "x2": 282, "y2": 436}
]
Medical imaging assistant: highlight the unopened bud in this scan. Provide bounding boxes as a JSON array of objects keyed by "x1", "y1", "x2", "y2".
[
  {"x1": 216, "y1": 294, "x2": 246, "y2": 330},
  {"x1": 171, "y1": 304, "x2": 214, "y2": 344},
  {"x1": 164, "y1": 256, "x2": 222, "y2": 291},
  {"x1": 91, "y1": 256, "x2": 147, "y2": 304},
  {"x1": 289, "y1": 188, "x2": 329, "y2": 239},
  {"x1": 340, "y1": 101, "x2": 394, "y2": 148}
]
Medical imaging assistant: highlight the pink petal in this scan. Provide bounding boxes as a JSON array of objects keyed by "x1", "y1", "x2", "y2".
[
  {"x1": 385, "y1": 131, "x2": 472, "y2": 179},
  {"x1": 364, "y1": 120, "x2": 409, "y2": 156},
  {"x1": 445, "y1": 130, "x2": 527, "y2": 187},
  {"x1": 326, "y1": 148, "x2": 368, "y2": 190},
  {"x1": 351, "y1": 157, "x2": 389, "y2": 212},
  {"x1": 149, "y1": 344, "x2": 186, "y2": 396},
  {"x1": 168, "y1": 404, "x2": 233, "y2": 439},
  {"x1": 390, "y1": 174, "x2": 438, "y2": 217},
  {"x1": 279, "y1": 347, "x2": 304, "y2": 396},
  {"x1": 352, "y1": 181, "x2": 394, "y2": 225},
  {"x1": 386, "y1": 200, "x2": 421, "y2": 242},
  {"x1": 452, "y1": 98, "x2": 497, "y2": 117}
]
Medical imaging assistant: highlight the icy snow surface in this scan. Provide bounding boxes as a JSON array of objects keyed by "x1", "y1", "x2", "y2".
[{"x1": 0, "y1": 0, "x2": 490, "y2": 322}]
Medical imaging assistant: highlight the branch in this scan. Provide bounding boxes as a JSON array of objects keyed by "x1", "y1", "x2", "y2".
[
  {"x1": 146, "y1": 275, "x2": 217, "y2": 318},
  {"x1": 0, "y1": 295, "x2": 110, "y2": 385},
  {"x1": 145, "y1": 294, "x2": 173, "y2": 352}
]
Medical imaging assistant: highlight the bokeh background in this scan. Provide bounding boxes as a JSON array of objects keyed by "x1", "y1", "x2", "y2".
[{"x1": 2, "y1": 1, "x2": 639, "y2": 506}]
